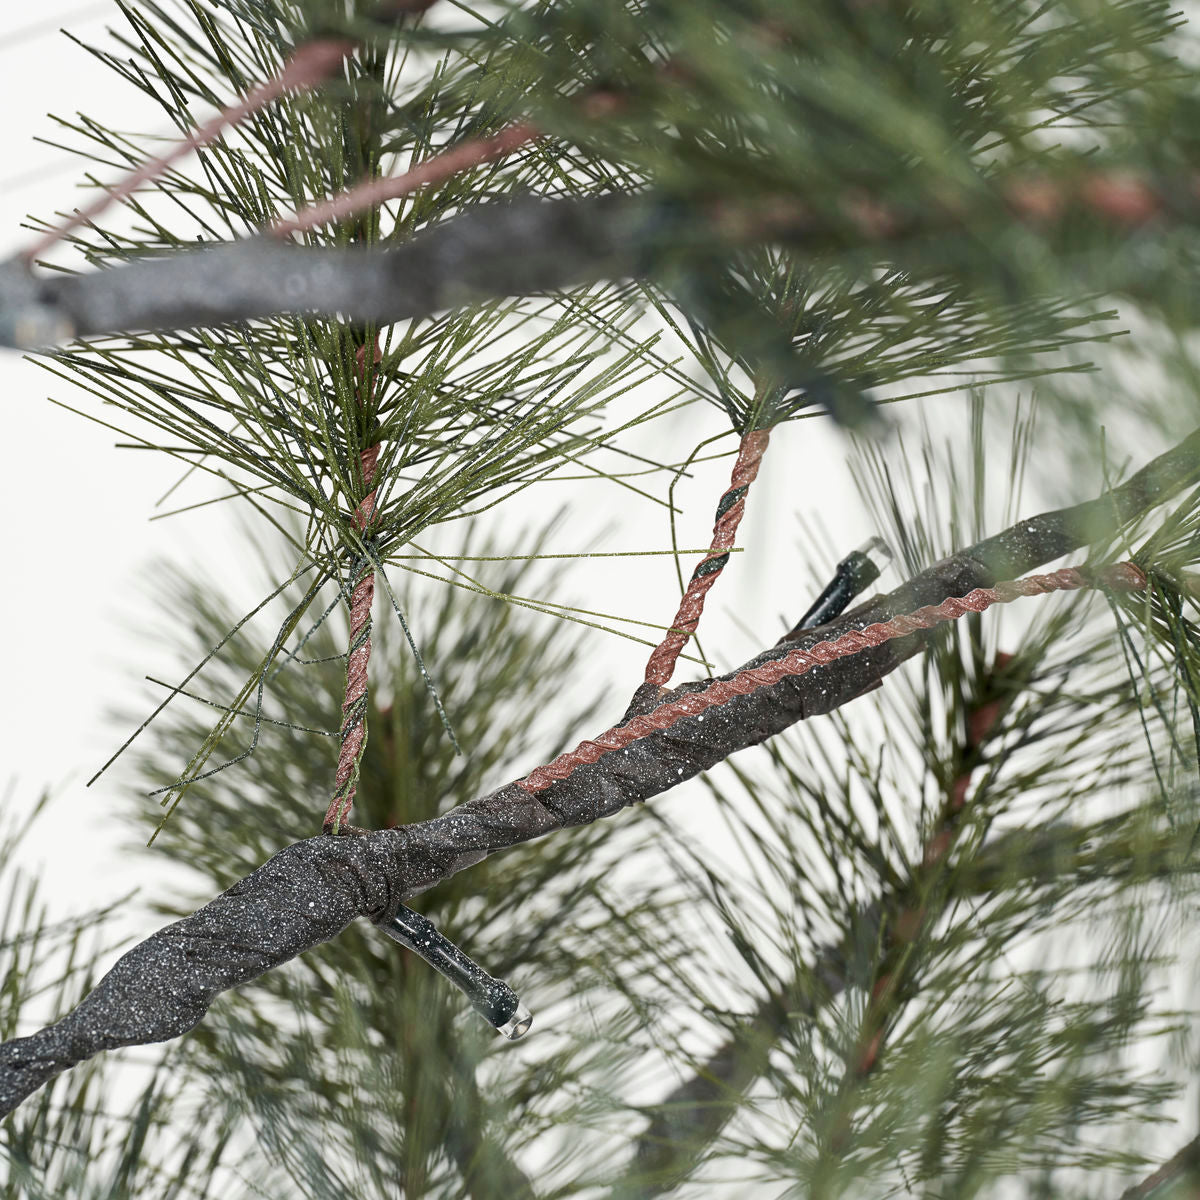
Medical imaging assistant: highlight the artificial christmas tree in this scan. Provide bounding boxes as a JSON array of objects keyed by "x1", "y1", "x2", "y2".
[{"x1": 6, "y1": 0, "x2": 1200, "y2": 1193}]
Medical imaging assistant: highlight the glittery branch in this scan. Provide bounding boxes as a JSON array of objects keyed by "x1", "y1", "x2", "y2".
[
  {"x1": 0, "y1": 428, "x2": 1194, "y2": 1118},
  {"x1": 642, "y1": 428, "x2": 772, "y2": 689}
]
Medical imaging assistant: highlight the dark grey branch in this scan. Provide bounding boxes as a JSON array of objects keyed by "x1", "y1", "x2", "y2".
[{"x1": 3, "y1": 427, "x2": 1198, "y2": 1120}]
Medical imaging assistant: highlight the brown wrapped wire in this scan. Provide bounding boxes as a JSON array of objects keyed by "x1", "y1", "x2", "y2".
[
  {"x1": 324, "y1": 342, "x2": 384, "y2": 834},
  {"x1": 521, "y1": 563, "x2": 1145, "y2": 793},
  {"x1": 642, "y1": 428, "x2": 773, "y2": 689}
]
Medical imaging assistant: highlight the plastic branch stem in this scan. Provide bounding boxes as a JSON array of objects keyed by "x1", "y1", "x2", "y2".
[
  {"x1": 793, "y1": 537, "x2": 894, "y2": 632},
  {"x1": 0, "y1": 196, "x2": 641, "y2": 350},
  {"x1": 379, "y1": 906, "x2": 532, "y2": 1039}
]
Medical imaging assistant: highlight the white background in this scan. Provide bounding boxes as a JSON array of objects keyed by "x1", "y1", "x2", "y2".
[{"x1": 0, "y1": 2, "x2": 236, "y2": 909}]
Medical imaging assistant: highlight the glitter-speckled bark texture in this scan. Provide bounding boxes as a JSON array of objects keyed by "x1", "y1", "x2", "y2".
[
  {"x1": 1, "y1": 429, "x2": 1197, "y2": 1118},
  {"x1": 519, "y1": 564, "x2": 1144, "y2": 793}
]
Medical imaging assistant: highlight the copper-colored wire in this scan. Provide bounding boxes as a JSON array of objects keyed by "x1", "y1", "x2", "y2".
[
  {"x1": 518, "y1": 562, "x2": 1146, "y2": 794},
  {"x1": 642, "y1": 428, "x2": 772, "y2": 688},
  {"x1": 324, "y1": 342, "x2": 384, "y2": 833},
  {"x1": 271, "y1": 123, "x2": 539, "y2": 239},
  {"x1": 268, "y1": 86, "x2": 628, "y2": 239},
  {"x1": 23, "y1": 39, "x2": 354, "y2": 262}
]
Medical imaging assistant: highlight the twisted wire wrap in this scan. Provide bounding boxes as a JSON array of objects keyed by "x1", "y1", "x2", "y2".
[
  {"x1": 519, "y1": 562, "x2": 1145, "y2": 793},
  {"x1": 643, "y1": 428, "x2": 773, "y2": 687},
  {"x1": 324, "y1": 345, "x2": 383, "y2": 833}
]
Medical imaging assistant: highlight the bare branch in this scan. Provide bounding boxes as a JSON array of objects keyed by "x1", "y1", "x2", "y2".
[
  {"x1": 0, "y1": 196, "x2": 641, "y2": 349},
  {"x1": 1, "y1": 166, "x2": 1194, "y2": 350}
]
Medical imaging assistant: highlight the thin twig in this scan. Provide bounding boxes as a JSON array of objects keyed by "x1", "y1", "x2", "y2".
[
  {"x1": 22, "y1": 39, "x2": 355, "y2": 262},
  {"x1": 325, "y1": 340, "x2": 383, "y2": 834},
  {"x1": 638, "y1": 428, "x2": 772, "y2": 694},
  {"x1": 271, "y1": 123, "x2": 540, "y2": 239}
]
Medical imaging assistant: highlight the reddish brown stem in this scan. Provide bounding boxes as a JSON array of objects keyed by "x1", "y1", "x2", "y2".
[
  {"x1": 850, "y1": 650, "x2": 1014, "y2": 1076},
  {"x1": 642, "y1": 428, "x2": 772, "y2": 690},
  {"x1": 271, "y1": 123, "x2": 540, "y2": 239},
  {"x1": 323, "y1": 341, "x2": 384, "y2": 834}
]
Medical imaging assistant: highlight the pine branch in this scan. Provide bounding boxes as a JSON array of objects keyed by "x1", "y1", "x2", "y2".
[{"x1": 2, "y1": 427, "x2": 1197, "y2": 1119}]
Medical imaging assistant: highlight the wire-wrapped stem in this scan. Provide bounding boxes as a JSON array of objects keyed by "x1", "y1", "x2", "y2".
[
  {"x1": 272, "y1": 123, "x2": 538, "y2": 239},
  {"x1": 3, "y1": 409, "x2": 1190, "y2": 1119},
  {"x1": 519, "y1": 562, "x2": 1146, "y2": 793},
  {"x1": 643, "y1": 428, "x2": 772, "y2": 688},
  {"x1": 324, "y1": 551, "x2": 377, "y2": 833},
  {"x1": 325, "y1": 346, "x2": 383, "y2": 835}
]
